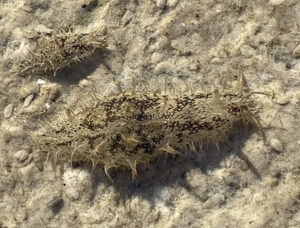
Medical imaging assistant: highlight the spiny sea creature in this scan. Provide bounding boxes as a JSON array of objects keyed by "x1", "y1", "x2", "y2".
[
  {"x1": 33, "y1": 74, "x2": 269, "y2": 181},
  {"x1": 15, "y1": 26, "x2": 107, "y2": 76}
]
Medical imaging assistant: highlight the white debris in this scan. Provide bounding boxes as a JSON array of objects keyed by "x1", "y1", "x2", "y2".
[
  {"x1": 37, "y1": 79, "x2": 46, "y2": 85},
  {"x1": 63, "y1": 168, "x2": 91, "y2": 201}
]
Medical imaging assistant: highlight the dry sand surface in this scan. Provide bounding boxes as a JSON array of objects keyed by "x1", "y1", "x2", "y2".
[{"x1": 0, "y1": 0, "x2": 299, "y2": 227}]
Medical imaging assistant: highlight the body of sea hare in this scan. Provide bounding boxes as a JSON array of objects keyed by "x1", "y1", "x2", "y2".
[
  {"x1": 15, "y1": 27, "x2": 107, "y2": 76},
  {"x1": 34, "y1": 86, "x2": 261, "y2": 179}
]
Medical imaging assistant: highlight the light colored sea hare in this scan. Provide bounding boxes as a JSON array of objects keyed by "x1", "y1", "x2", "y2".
[{"x1": 33, "y1": 75, "x2": 267, "y2": 181}]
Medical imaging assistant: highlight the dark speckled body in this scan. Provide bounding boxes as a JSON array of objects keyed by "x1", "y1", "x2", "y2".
[{"x1": 34, "y1": 86, "x2": 260, "y2": 180}]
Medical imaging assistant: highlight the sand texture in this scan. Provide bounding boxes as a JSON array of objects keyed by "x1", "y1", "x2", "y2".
[{"x1": 0, "y1": 0, "x2": 299, "y2": 227}]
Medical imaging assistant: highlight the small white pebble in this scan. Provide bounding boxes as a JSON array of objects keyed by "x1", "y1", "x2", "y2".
[
  {"x1": 270, "y1": 138, "x2": 284, "y2": 152},
  {"x1": 3, "y1": 104, "x2": 14, "y2": 118},
  {"x1": 15, "y1": 150, "x2": 29, "y2": 162},
  {"x1": 79, "y1": 79, "x2": 91, "y2": 87},
  {"x1": 23, "y1": 94, "x2": 35, "y2": 107},
  {"x1": 167, "y1": 0, "x2": 179, "y2": 7},
  {"x1": 269, "y1": 0, "x2": 285, "y2": 5},
  {"x1": 37, "y1": 79, "x2": 46, "y2": 85},
  {"x1": 253, "y1": 192, "x2": 266, "y2": 205},
  {"x1": 45, "y1": 103, "x2": 50, "y2": 109},
  {"x1": 156, "y1": 0, "x2": 166, "y2": 9}
]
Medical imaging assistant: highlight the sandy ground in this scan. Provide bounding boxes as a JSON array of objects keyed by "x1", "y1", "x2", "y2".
[{"x1": 0, "y1": 0, "x2": 299, "y2": 227}]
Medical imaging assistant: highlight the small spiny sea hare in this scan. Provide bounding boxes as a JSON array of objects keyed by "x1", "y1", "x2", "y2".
[{"x1": 15, "y1": 26, "x2": 107, "y2": 76}]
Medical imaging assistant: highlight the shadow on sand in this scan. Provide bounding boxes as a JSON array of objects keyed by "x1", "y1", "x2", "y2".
[
  {"x1": 37, "y1": 50, "x2": 108, "y2": 86},
  {"x1": 76, "y1": 128, "x2": 263, "y2": 204}
]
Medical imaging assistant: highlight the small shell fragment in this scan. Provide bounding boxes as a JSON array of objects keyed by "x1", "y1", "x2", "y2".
[
  {"x1": 23, "y1": 94, "x2": 35, "y2": 107},
  {"x1": 270, "y1": 138, "x2": 284, "y2": 152},
  {"x1": 3, "y1": 104, "x2": 14, "y2": 118}
]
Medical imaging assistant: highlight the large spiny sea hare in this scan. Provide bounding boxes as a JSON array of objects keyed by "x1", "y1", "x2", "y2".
[
  {"x1": 33, "y1": 75, "x2": 267, "y2": 181},
  {"x1": 15, "y1": 26, "x2": 107, "y2": 76}
]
